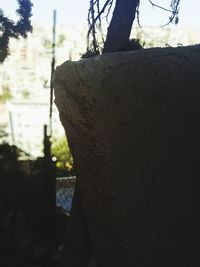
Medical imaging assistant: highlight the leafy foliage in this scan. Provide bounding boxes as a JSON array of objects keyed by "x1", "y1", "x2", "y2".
[
  {"x1": 51, "y1": 137, "x2": 73, "y2": 174},
  {"x1": 0, "y1": 0, "x2": 33, "y2": 63},
  {"x1": 0, "y1": 84, "x2": 12, "y2": 103}
]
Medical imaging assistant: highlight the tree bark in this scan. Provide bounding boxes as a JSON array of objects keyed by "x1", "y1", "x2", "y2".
[{"x1": 103, "y1": 0, "x2": 139, "y2": 53}]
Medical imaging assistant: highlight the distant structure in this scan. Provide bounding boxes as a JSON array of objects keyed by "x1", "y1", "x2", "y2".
[{"x1": 0, "y1": 25, "x2": 199, "y2": 157}]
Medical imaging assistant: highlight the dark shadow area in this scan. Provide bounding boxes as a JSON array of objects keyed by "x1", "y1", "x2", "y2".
[{"x1": 0, "y1": 143, "x2": 74, "y2": 267}]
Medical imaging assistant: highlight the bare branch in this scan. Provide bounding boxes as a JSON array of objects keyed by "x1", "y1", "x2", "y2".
[
  {"x1": 86, "y1": 0, "x2": 181, "y2": 56},
  {"x1": 148, "y1": 0, "x2": 180, "y2": 26},
  {"x1": 136, "y1": 2, "x2": 141, "y2": 28},
  {"x1": 106, "y1": 0, "x2": 114, "y2": 23},
  {"x1": 149, "y1": 0, "x2": 173, "y2": 13},
  {"x1": 87, "y1": 0, "x2": 112, "y2": 38},
  {"x1": 87, "y1": 0, "x2": 113, "y2": 52}
]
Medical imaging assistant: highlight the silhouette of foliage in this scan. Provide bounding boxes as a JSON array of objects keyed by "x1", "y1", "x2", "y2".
[
  {"x1": 87, "y1": 0, "x2": 180, "y2": 55},
  {"x1": 0, "y1": 0, "x2": 33, "y2": 63}
]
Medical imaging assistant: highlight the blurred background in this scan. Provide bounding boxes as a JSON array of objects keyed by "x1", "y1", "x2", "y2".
[
  {"x1": 0, "y1": 1, "x2": 199, "y2": 266},
  {"x1": 1, "y1": 0, "x2": 200, "y2": 161}
]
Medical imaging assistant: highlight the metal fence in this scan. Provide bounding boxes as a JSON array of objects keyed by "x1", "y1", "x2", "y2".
[
  {"x1": 0, "y1": 174, "x2": 77, "y2": 266},
  {"x1": 56, "y1": 176, "x2": 76, "y2": 215}
]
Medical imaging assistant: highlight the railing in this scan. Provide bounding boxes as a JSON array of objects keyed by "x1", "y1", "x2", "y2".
[{"x1": 56, "y1": 176, "x2": 76, "y2": 214}]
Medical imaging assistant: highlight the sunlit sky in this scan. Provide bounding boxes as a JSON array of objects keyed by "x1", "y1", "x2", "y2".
[{"x1": 1, "y1": 0, "x2": 200, "y2": 31}]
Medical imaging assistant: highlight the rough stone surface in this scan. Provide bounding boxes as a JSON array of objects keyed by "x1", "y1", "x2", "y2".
[{"x1": 53, "y1": 45, "x2": 199, "y2": 267}]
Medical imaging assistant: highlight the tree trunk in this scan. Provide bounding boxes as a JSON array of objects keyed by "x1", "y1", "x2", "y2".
[{"x1": 103, "y1": 0, "x2": 139, "y2": 53}]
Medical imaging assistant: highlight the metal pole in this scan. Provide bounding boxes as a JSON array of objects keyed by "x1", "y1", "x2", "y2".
[
  {"x1": 49, "y1": 9, "x2": 57, "y2": 136},
  {"x1": 43, "y1": 124, "x2": 56, "y2": 231},
  {"x1": 9, "y1": 111, "x2": 15, "y2": 145},
  {"x1": 43, "y1": 124, "x2": 51, "y2": 161}
]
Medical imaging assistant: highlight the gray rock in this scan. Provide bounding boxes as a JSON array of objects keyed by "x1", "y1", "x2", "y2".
[{"x1": 53, "y1": 45, "x2": 199, "y2": 267}]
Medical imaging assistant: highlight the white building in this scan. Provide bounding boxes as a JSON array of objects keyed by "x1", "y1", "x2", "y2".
[{"x1": 0, "y1": 25, "x2": 199, "y2": 157}]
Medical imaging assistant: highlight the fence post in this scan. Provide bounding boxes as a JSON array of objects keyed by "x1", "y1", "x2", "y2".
[{"x1": 43, "y1": 124, "x2": 56, "y2": 231}]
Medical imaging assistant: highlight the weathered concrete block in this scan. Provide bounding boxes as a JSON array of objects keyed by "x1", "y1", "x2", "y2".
[{"x1": 54, "y1": 45, "x2": 199, "y2": 266}]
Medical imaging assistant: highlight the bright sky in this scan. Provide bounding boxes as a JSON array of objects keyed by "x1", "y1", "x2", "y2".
[{"x1": 1, "y1": 0, "x2": 200, "y2": 31}]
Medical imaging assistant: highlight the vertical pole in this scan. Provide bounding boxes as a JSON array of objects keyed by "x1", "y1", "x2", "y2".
[
  {"x1": 43, "y1": 10, "x2": 57, "y2": 234},
  {"x1": 43, "y1": 124, "x2": 55, "y2": 232},
  {"x1": 9, "y1": 111, "x2": 15, "y2": 145},
  {"x1": 9, "y1": 111, "x2": 18, "y2": 170},
  {"x1": 43, "y1": 125, "x2": 51, "y2": 161},
  {"x1": 49, "y1": 9, "x2": 57, "y2": 136}
]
